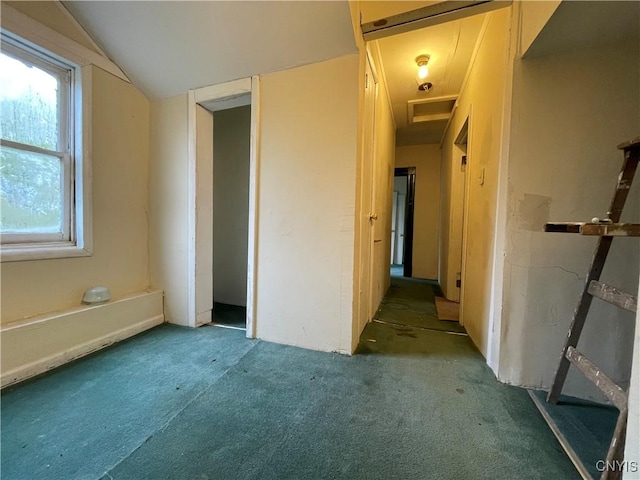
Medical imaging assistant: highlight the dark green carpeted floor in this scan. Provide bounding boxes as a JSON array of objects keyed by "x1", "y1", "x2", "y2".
[
  {"x1": 375, "y1": 271, "x2": 465, "y2": 334},
  {"x1": 212, "y1": 302, "x2": 246, "y2": 328},
  {"x1": 1, "y1": 278, "x2": 578, "y2": 480},
  {"x1": 529, "y1": 390, "x2": 618, "y2": 479}
]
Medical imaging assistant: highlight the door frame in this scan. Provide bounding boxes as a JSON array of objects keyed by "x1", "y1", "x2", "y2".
[
  {"x1": 187, "y1": 77, "x2": 261, "y2": 338},
  {"x1": 454, "y1": 114, "x2": 471, "y2": 327},
  {"x1": 355, "y1": 48, "x2": 378, "y2": 336},
  {"x1": 394, "y1": 167, "x2": 416, "y2": 278}
]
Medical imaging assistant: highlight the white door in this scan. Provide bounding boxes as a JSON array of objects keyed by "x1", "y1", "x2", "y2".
[{"x1": 357, "y1": 57, "x2": 377, "y2": 333}]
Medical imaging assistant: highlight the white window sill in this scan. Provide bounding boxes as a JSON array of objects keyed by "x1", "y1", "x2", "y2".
[{"x1": 1, "y1": 243, "x2": 93, "y2": 262}]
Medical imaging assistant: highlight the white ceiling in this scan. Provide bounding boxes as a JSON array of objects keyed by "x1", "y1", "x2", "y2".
[
  {"x1": 525, "y1": 1, "x2": 640, "y2": 58},
  {"x1": 63, "y1": 1, "x2": 357, "y2": 99},
  {"x1": 376, "y1": 13, "x2": 486, "y2": 146}
]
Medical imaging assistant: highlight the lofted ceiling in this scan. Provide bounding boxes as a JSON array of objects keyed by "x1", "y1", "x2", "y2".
[
  {"x1": 63, "y1": 1, "x2": 357, "y2": 99},
  {"x1": 375, "y1": 13, "x2": 486, "y2": 146}
]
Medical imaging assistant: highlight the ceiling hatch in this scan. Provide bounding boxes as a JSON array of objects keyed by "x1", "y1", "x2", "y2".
[{"x1": 408, "y1": 95, "x2": 457, "y2": 124}]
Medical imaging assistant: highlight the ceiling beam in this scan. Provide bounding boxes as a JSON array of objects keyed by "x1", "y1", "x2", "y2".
[{"x1": 362, "y1": 0, "x2": 512, "y2": 41}]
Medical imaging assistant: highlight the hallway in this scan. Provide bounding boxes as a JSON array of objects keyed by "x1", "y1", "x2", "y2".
[
  {"x1": 1, "y1": 280, "x2": 578, "y2": 480},
  {"x1": 372, "y1": 268, "x2": 465, "y2": 335}
]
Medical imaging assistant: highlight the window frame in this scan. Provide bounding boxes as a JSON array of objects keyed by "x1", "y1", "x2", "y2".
[{"x1": 0, "y1": 31, "x2": 92, "y2": 262}]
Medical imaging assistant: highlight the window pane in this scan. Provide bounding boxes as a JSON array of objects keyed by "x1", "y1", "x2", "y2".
[
  {"x1": 0, "y1": 51, "x2": 60, "y2": 151},
  {"x1": 0, "y1": 146, "x2": 63, "y2": 234}
]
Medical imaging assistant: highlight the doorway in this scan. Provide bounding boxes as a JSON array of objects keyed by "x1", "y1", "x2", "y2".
[
  {"x1": 453, "y1": 117, "x2": 469, "y2": 322},
  {"x1": 188, "y1": 77, "x2": 260, "y2": 337},
  {"x1": 391, "y1": 167, "x2": 416, "y2": 278},
  {"x1": 211, "y1": 105, "x2": 251, "y2": 330}
]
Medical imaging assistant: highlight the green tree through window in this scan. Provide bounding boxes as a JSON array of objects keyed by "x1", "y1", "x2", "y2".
[{"x1": 0, "y1": 44, "x2": 70, "y2": 238}]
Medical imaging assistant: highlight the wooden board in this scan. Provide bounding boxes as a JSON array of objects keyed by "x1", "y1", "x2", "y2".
[
  {"x1": 588, "y1": 281, "x2": 637, "y2": 313},
  {"x1": 435, "y1": 296, "x2": 460, "y2": 322},
  {"x1": 545, "y1": 223, "x2": 640, "y2": 236}
]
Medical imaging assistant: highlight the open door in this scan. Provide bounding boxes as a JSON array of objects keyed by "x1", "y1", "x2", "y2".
[{"x1": 393, "y1": 167, "x2": 416, "y2": 278}]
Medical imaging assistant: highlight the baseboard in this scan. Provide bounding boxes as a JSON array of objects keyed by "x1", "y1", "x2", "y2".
[{"x1": 1, "y1": 290, "x2": 164, "y2": 388}]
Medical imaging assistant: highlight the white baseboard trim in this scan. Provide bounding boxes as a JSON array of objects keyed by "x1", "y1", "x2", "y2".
[{"x1": 1, "y1": 290, "x2": 164, "y2": 388}]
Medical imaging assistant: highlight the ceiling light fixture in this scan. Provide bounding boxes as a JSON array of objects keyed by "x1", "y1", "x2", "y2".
[{"x1": 415, "y1": 54, "x2": 430, "y2": 79}]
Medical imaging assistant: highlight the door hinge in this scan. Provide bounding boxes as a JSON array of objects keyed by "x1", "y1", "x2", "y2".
[
  {"x1": 456, "y1": 272, "x2": 462, "y2": 288},
  {"x1": 461, "y1": 155, "x2": 467, "y2": 172}
]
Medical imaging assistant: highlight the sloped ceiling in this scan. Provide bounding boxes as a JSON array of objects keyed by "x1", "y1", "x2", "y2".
[
  {"x1": 63, "y1": 1, "x2": 357, "y2": 99},
  {"x1": 4, "y1": 1, "x2": 101, "y2": 53}
]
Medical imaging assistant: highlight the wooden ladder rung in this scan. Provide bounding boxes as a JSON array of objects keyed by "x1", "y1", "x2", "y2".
[
  {"x1": 565, "y1": 347, "x2": 628, "y2": 411},
  {"x1": 588, "y1": 281, "x2": 638, "y2": 313},
  {"x1": 581, "y1": 223, "x2": 640, "y2": 237},
  {"x1": 544, "y1": 222, "x2": 583, "y2": 233},
  {"x1": 545, "y1": 222, "x2": 640, "y2": 236}
]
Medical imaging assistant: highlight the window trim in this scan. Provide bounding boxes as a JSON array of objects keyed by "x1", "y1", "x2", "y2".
[{"x1": 1, "y1": 31, "x2": 93, "y2": 262}]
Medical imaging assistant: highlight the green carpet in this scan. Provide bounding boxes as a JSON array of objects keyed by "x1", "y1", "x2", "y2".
[
  {"x1": 529, "y1": 389, "x2": 618, "y2": 479},
  {"x1": 1, "y1": 286, "x2": 578, "y2": 479},
  {"x1": 212, "y1": 302, "x2": 246, "y2": 328},
  {"x1": 375, "y1": 274, "x2": 466, "y2": 334},
  {"x1": 1, "y1": 326, "x2": 257, "y2": 480}
]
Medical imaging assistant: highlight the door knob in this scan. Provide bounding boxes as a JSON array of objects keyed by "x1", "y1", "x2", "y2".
[{"x1": 369, "y1": 213, "x2": 378, "y2": 220}]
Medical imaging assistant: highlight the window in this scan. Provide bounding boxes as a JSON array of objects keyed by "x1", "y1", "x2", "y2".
[{"x1": 0, "y1": 32, "x2": 91, "y2": 261}]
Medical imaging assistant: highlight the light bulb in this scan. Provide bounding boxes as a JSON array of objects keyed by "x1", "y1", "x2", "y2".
[{"x1": 418, "y1": 64, "x2": 429, "y2": 79}]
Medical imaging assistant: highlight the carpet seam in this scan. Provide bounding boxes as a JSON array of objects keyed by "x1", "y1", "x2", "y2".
[
  {"x1": 100, "y1": 337, "x2": 262, "y2": 479},
  {"x1": 371, "y1": 318, "x2": 468, "y2": 336}
]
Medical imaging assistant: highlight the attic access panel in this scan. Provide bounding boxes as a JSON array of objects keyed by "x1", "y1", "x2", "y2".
[{"x1": 408, "y1": 95, "x2": 457, "y2": 124}]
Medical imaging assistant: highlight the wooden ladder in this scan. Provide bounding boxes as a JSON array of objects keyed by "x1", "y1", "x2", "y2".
[{"x1": 544, "y1": 137, "x2": 640, "y2": 480}]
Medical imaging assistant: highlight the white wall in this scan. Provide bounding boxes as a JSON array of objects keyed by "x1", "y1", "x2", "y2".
[
  {"x1": 440, "y1": 9, "x2": 511, "y2": 356},
  {"x1": 1, "y1": 291, "x2": 163, "y2": 387},
  {"x1": 194, "y1": 104, "x2": 214, "y2": 326},
  {"x1": 256, "y1": 55, "x2": 359, "y2": 353},
  {"x1": 149, "y1": 94, "x2": 190, "y2": 325},
  {"x1": 213, "y1": 106, "x2": 251, "y2": 307},
  {"x1": 625, "y1": 278, "x2": 640, "y2": 480},
  {"x1": 147, "y1": 55, "x2": 366, "y2": 352},
  {"x1": 499, "y1": 38, "x2": 640, "y2": 401},
  {"x1": 395, "y1": 144, "x2": 441, "y2": 280},
  {"x1": 347, "y1": 23, "x2": 397, "y2": 351},
  {"x1": 439, "y1": 137, "x2": 466, "y2": 302},
  {"x1": 1, "y1": 65, "x2": 151, "y2": 324},
  {"x1": 369, "y1": 44, "x2": 396, "y2": 320},
  {"x1": 0, "y1": 2, "x2": 159, "y2": 382}
]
